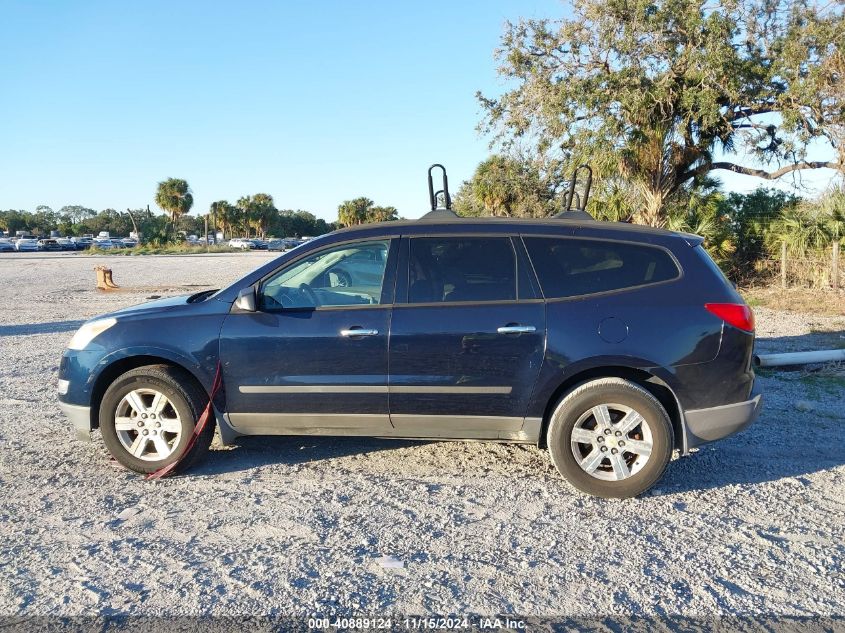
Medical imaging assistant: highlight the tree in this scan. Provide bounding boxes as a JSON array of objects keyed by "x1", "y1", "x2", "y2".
[
  {"x1": 769, "y1": 183, "x2": 845, "y2": 258},
  {"x1": 368, "y1": 205, "x2": 399, "y2": 222},
  {"x1": 154, "y1": 178, "x2": 194, "y2": 232},
  {"x1": 718, "y1": 188, "x2": 800, "y2": 271},
  {"x1": 666, "y1": 178, "x2": 736, "y2": 273},
  {"x1": 479, "y1": 0, "x2": 844, "y2": 226},
  {"x1": 247, "y1": 194, "x2": 276, "y2": 238},
  {"x1": 58, "y1": 205, "x2": 96, "y2": 225},
  {"x1": 337, "y1": 198, "x2": 400, "y2": 226},
  {"x1": 30, "y1": 205, "x2": 59, "y2": 235},
  {"x1": 767, "y1": 204, "x2": 831, "y2": 258},
  {"x1": 454, "y1": 155, "x2": 555, "y2": 217},
  {"x1": 235, "y1": 196, "x2": 253, "y2": 236},
  {"x1": 209, "y1": 200, "x2": 237, "y2": 239},
  {"x1": 274, "y1": 209, "x2": 334, "y2": 237},
  {"x1": 0, "y1": 210, "x2": 30, "y2": 235},
  {"x1": 338, "y1": 197, "x2": 374, "y2": 227},
  {"x1": 817, "y1": 184, "x2": 845, "y2": 245},
  {"x1": 233, "y1": 194, "x2": 276, "y2": 237}
]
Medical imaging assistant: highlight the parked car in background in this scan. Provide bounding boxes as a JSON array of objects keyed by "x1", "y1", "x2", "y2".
[
  {"x1": 37, "y1": 239, "x2": 62, "y2": 252},
  {"x1": 93, "y1": 239, "x2": 114, "y2": 250},
  {"x1": 121, "y1": 238, "x2": 138, "y2": 248},
  {"x1": 229, "y1": 238, "x2": 255, "y2": 250},
  {"x1": 0, "y1": 239, "x2": 15, "y2": 252},
  {"x1": 250, "y1": 239, "x2": 268, "y2": 250},
  {"x1": 72, "y1": 237, "x2": 94, "y2": 250},
  {"x1": 267, "y1": 239, "x2": 285, "y2": 251},
  {"x1": 15, "y1": 238, "x2": 39, "y2": 252},
  {"x1": 55, "y1": 238, "x2": 78, "y2": 251},
  {"x1": 325, "y1": 246, "x2": 389, "y2": 288}
]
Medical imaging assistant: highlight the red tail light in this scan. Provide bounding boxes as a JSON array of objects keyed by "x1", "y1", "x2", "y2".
[{"x1": 705, "y1": 303, "x2": 755, "y2": 333}]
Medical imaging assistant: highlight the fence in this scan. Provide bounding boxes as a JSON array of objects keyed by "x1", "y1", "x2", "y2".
[{"x1": 753, "y1": 242, "x2": 842, "y2": 290}]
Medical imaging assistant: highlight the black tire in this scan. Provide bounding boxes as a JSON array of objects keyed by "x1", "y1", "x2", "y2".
[
  {"x1": 547, "y1": 378, "x2": 673, "y2": 498},
  {"x1": 99, "y1": 364, "x2": 215, "y2": 475}
]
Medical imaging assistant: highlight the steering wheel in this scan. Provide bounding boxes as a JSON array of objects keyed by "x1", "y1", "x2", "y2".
[{"x1": 299, "y1": 283, "x2": 320, "y2": 307}]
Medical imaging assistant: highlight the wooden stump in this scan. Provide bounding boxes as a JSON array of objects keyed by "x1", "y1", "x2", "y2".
[{"x1": 94, "y1": 266, "x2": 119, "y2": 290}]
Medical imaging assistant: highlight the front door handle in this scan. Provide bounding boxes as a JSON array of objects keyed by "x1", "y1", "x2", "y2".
[
  {"x1": 340, "y1": 327, "x2": 379, "y2": 337},
  {"x1": 497, "y1": 325, "x2": 536, "y2": 334}
]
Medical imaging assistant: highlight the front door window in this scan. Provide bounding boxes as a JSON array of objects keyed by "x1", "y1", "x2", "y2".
[{"x1": 260, "y1": 239, "x2": 391, "y2": 309}]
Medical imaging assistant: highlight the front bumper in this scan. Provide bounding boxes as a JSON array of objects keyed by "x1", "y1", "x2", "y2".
[
  {"x1": 684, "y1": 386, "x2": 762, "y2": 448},
  {"x1": 59, "y1": 401, "x2": 92, "y2": 442}
]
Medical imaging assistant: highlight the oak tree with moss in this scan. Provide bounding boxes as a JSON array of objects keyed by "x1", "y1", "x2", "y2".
[{"x1": 479, "y1": 0, "x2": 844, "y2": 226}]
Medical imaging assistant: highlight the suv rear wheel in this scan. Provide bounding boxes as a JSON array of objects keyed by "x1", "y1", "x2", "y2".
[
  {"x1": 547, "y1": 378, "x2": 673, "y2": 498},
  {"x1": 99, "y1": 365, "x2": 214, "y2": 474}
]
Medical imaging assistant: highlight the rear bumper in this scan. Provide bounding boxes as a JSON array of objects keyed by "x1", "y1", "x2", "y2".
[
  {"x1": 59, "y1": 401, "x2": 92, "y2": 442},
  {"x1": 684, "y1": 386, "x2": 762, "y2": 448}
]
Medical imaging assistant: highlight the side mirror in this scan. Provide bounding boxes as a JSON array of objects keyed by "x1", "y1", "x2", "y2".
[{"x1": 234, "y1": 286, "x2": 257, "y2": 312}]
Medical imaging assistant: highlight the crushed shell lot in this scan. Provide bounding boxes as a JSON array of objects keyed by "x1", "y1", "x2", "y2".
[{"x1": 0, "y1": 252, "x2": 843, "y2": 621}]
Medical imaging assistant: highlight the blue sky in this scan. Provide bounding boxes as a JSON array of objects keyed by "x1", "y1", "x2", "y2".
[{"x1": 0, "y1": 1, "x2": 839, "y2": 221}]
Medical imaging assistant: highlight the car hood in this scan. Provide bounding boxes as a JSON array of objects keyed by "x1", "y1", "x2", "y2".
[{"x1": 103, "y1": 293, "x2": 198, "y2": 319}]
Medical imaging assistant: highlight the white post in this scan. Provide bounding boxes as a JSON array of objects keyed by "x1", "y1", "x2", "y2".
[{"x1": 781, "y1": 241, "x2": 788, "y2": 289}]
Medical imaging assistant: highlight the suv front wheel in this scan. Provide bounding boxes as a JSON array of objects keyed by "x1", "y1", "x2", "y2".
[
  {"x1": 99, "y1": 365, "x2": 214, "y2": 474},
  {"x1": 547, "y1": 378, "x2": 673, "y2": 498}
]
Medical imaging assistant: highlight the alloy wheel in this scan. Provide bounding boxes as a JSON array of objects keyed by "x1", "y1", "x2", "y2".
[
  {"x1": 570, "y1": 403, "x2": 653, "y2": 481},
  {"x1": 114, "y1": 388, "x2": 182, "y2": 461}
]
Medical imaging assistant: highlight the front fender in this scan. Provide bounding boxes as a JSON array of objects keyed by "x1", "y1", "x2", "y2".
[{"x1": 59, "y1": 342, "x2": 219, "y2": 410}]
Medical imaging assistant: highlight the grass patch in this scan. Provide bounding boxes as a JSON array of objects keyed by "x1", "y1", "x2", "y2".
[
  {"x1": 796, "y1": 367, "x2": 845, "y2": 398},
  {"x1": 740, "y1": 287, "x2": 844, "y2": 316},
  {"x1": 754, "y1": 367, "x2": 778, "y2": 378},
  {"x1": 84, "y1": 244, "x2": 237, "y2": 256}
]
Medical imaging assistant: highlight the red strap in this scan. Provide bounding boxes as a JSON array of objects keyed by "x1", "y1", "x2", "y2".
[{"x1": 146, "y1": 362, "x2": 223, "y2": 480}]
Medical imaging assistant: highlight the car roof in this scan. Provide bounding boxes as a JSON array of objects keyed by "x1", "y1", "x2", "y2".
[{"x1": 328, "y1": 216, "x2": 701, "y2": 246}]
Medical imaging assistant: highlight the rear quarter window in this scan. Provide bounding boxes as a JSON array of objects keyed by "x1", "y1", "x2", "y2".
[{"x1": 524, "y1": 237, "x2": 680, "y2": 299}]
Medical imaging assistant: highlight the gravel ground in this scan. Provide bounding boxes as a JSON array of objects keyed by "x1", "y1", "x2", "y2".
[{"x1": 0, "y1": 252, "x2": 843, "y2": 627}]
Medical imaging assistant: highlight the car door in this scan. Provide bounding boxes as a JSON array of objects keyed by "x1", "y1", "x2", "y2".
[
  {"x1": 219, "y1": 237, "x2": 398, "y2": 434},
  {"x1": 388, "y1": 235, "x2": 546, "y2": 439}
]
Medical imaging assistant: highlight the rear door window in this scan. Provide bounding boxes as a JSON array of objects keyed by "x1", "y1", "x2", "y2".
[
  {"x1": 407, "y1": 237, "x2": 516, "y2": 303},
  {"x1": 524, "y1": 237, "x2": 679, "y2": 299}
]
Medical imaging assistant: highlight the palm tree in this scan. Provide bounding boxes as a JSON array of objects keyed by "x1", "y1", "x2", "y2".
[
  {"x1": 250, "y1": 194, "x2": 276, "y2": 238},
  {"x1": 367, "y1": 205, "x2": 399, "y2": 223},
  {"x1": 209, "y1": 200, "x2": 234, "y2": 240},
  {"x1": 155, "y1": 178, "x2": 193, "y2": 236},
  {"x1": 472, "y1": 156, "x2": 525, "y2": 217},
  {"x1": 236, "y1": 196, "x2": 253, "y2": 237},
  {"x1": 767, "y1": 204, "x2": 831, "y2": 257},
  {"x1": 667, "y1": 178, "x2": 735, "y2": 271},
  {"x1": 337, "y1": 198, "x2": 373, "y2": 227},
  {"x1": 818, "y1": 184, "x2": 845, "y2": 243}
]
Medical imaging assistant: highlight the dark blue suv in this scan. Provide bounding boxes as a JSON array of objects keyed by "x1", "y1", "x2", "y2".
[{"x1": 58, "y1": 201, "x2": 761, "y2": 497}]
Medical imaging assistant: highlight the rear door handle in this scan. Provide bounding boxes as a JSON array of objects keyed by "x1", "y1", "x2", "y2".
[
  {"x1": 340, "y1": 327, "x2": 379, "y2": 337},
  {"x1": 497, "y1": 325, "x2": 537, "y2": 334}
]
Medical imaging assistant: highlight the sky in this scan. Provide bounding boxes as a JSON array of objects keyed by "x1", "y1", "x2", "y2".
[{"x1": 0, "y1": 1, "x2": 840, "y2": 222}]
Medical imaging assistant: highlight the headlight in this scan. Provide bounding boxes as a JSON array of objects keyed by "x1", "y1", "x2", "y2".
[{"x1": 67, "y1": 318, "x2": 117, "y2": 350}]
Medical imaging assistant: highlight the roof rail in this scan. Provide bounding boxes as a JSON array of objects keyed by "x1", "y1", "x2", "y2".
[
  {"x1": 554, "y1": 164, "x2": 594, "y2": 220},
  {"x1": 421, "y1": 164, "x2": 459, "y2": 220}
]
